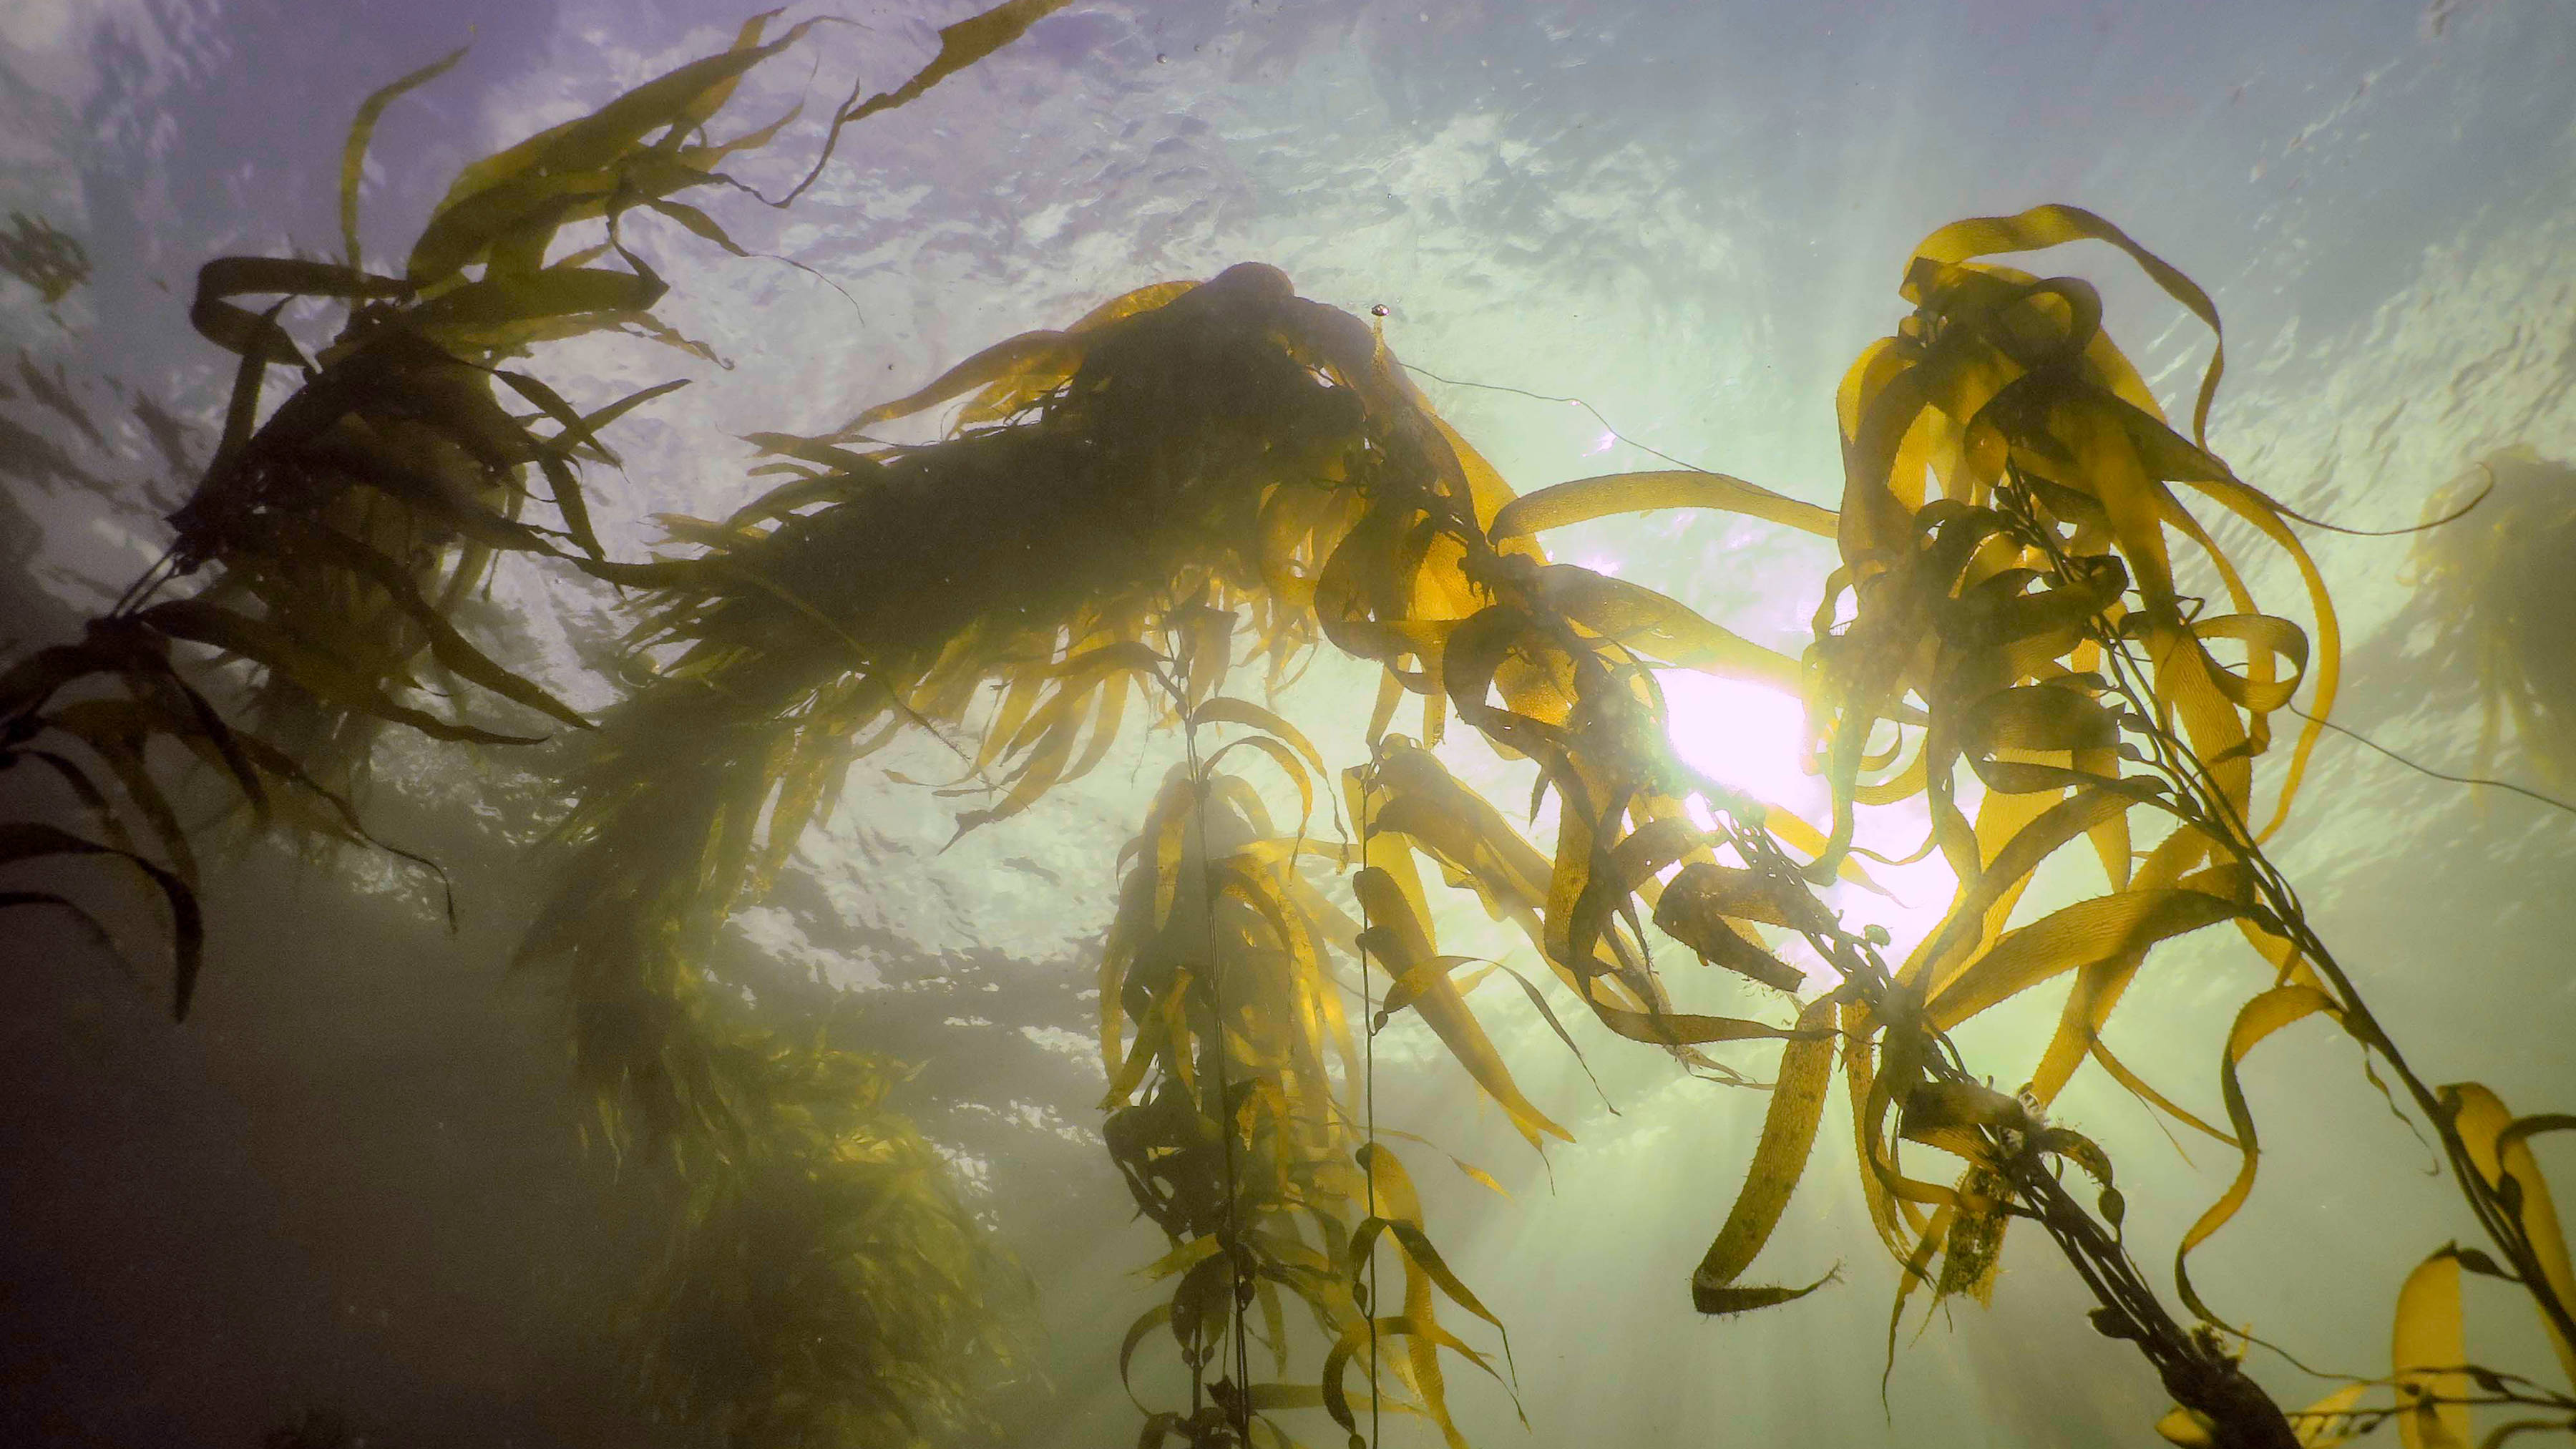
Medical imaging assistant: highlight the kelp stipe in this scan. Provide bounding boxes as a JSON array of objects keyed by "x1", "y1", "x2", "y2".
[
  {"x1": 1801, "y1": 206, "x2": 2572, "y2": 1446},
  {"x1": 5, "y1": 16, "x2": 2572, "y2": 1449}
]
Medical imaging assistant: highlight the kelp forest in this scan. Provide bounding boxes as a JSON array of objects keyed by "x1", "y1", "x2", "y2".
[{"x1": 2, "y1": 6, "x2": 2572, "y2": 1448}]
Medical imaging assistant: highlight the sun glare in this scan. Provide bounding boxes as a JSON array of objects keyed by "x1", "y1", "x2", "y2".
[{"x1": 1657, "y1": 670, "x2": 1961, "y2": 987}]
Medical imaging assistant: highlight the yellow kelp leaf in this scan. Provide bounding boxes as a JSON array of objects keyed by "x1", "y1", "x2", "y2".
[
  {"x1": 2174, "y1": 472, "x2": 2343, "y2": 841},
  {"x1": 2017, "y1": 828, "x2": 2214, "y2": 1107},
  {"x1": 838, "y1": 328, "x2": 1080, "y2": 431},
  {"x1": 1692, "y1": 996, "x2": 1839, "y2": 1314},
  {"x1": 1961, "y1": 680, "x2": 2120, "y2": 756},
  {"x1": 2189, "y1": 613, "x2": 2310, "y2": 714},
  {"x1": 1926, "y1": 889, "x2": 2245, "y2": 1031},
  {"x1": 1205, "y1": 736, "x2": 1315, "y2": 838},
  {"x1": 2175, "y1": 985, "x2": 2346, "y2": 1324},
  {"x1": 1338, "y1": 1143, "x2": 1516, "y2": 1448},
  {"x1": 1838, "y1": 1000, "x2": 1908, "y2": 1252},
  {"x1": 1536, "y1": 565, "x2": 1804, "y2": 692},
  {"x1": 2444, "y1": 1084, "x2": 2576, "y2": 1387},
  {"x1": 1905, "y1": 781, "x2": 2161, "y2": 992},
  {"x1": 1428, "y1": 411, "x2": 1523, "y2": 538},
  {"x1": 2155, "y1": 1406, "x2": 2220, "y2": 1446},
  {"x1": 1489, "y1": 469, "x2": 1836, "y2": 545},
  {"x1": 431, "y1": 13, "x2": 809, "y2": 213},
  {"x1": 1352, "y1": 1155, "x2": 1511, "y2": 1351},
  {"x1": 405, "y1": 263, "x2": 667, "y2": 333},
  {"x1": 340, "y1": 43, "x2": 469, "y2": 268},
  {"x1": 1195, "y1": 695, "x2": 1329, "y2": 782},
  {"x1": 1353, "y1": 866, "x2": 1570, "y2": 1148},
  {"x1": 2393, "y1": 1248, "x2": 2472, "y2": 1449},
  {"x1": 190, "y1": 257, "x2": 411, "y2": 365},
  {"x1": 409, "y1": 20, "x2": 817, "y2": 283},
  {"x1": 2283, "y1": 1382, "x2": 2370, "y2": 1448},
  {"x1": 1651, "y1": 864, "x2": 1803, "y2": 994},
  {"x1": 1911, "y1": 203, "x2": 2226, "y2": 446}
]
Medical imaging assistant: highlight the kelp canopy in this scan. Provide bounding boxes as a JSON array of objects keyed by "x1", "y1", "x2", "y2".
[{"x1": 1, "y1": 10, "x2": 2570, "y2": 1449}]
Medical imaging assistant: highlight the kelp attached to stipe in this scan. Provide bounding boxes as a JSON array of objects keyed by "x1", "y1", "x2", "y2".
[{"x1": 8, "y1": 11, "x2": 2573, "y2": 1443}]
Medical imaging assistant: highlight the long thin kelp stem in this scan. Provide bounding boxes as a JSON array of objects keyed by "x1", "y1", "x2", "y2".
[
  {"x1": 1726, "y1": 824, "x2": 2300, "y2": 1448},
  {"x1": 1995, "y1": 467, "x2": 2576, "y2": 1367}
]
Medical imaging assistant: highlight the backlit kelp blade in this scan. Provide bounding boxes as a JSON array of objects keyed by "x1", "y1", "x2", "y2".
[
  {"x1": 8, "y1": 9, "x2": 2569, "y2": 1436},
  {"x1": 1810, "y1": 205, "x2": 2576, "y2": 1445},
  {"x1": 160, "y1": 15, "x2": 837, "y2": 792}
]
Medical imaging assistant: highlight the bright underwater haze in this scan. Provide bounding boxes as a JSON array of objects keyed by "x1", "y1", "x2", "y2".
[{"x1": 2, "y1": 1, "x2": 2575, "y2": 1448}]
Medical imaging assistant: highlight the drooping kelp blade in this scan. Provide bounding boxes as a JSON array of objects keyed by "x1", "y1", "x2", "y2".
[
  {"x1": 1691, "y1": 997, "x2": 1838, "y2": 1314},
  {"x1": 24, "y1": 44, "x2": 2560, "y2": 1439}
]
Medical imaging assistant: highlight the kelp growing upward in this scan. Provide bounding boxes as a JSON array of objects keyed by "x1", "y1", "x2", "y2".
[
  {"x1": 4, "y1": 16, "x2": 2573, "y2": 1449},
  {"x1": 1, "y1": 10, "x2": 1078, "y2": 1444}
]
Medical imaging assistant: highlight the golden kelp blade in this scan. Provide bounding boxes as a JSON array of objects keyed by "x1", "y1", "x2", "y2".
[
  {"x1": 2174, "y1": 985, "x2": 2348, "y2": 1324},
  {"x1": 1912, "y1": 203, "x2": 2228, "y2": 444},
  {"x1": 1690, "y1": 997, "x2": 1838, "y2": 1314},
  {"x1": 2443, "y1": 1084, "x2": 2576, "y2": 1387},
  {"x1": 2391, "y1": 1248, "x2": 2472, "y2": 1449},
  {"x1": 1488, "y1": 468, "x2": 1837, "y2": 544}
]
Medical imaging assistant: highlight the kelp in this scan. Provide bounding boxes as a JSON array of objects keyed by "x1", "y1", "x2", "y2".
[
  {"x1": 160, "y1": 11, "x2": 828, "y2": 792},
  {"x1": 527, "y1": 262, "x2": 1563, "y2": 1443},
  {"x1": 0, "y1": 10, "x2": 821, "y2": 1004},
  {"x1": 0, "y1": 9, "x2": 1080, "y2": 1444},
  {"x1": 1780, "y1": 205, "x2": 2572, "y2": 1445},
  {"x1": 624, "y1": 1035, "x2": 1018, "y2": 1449},
  {"x1": 10, "y1": 14, "x2": 2576, "y2": 1445},
  {"x1": 1099, "y1": 715, "x2": 1512, "y2": 1449},
  {"x1": 2404, "y1": 447, "x2": 2576, "y2": 793}
]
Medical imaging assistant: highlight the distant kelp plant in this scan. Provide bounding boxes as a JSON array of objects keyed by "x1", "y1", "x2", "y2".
[
  {"x1": 2404, "y1": 447, "x2": 2576, "y2": 795},
  {"x1": 1, "y1": 14, "x2": 2572, "y2": 1449}
]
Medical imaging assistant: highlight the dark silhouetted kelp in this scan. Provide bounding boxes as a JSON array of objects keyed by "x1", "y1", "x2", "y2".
[{"x1": 1, "y1": 12, "x2": 2570, "y2": 1449}]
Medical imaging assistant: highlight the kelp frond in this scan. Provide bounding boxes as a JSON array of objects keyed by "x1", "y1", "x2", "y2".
[
  {"x1": 2405, "y1": 447, "x2": 2576, "y2": 792},
  {"x1": 7, "y1": 11, "x2": 2572, "y2": 1443}
]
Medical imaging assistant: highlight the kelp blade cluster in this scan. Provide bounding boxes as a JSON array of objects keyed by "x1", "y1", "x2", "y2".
[{"x1": 3, "y1": 15, "x2": 2572, "y2": 1449}]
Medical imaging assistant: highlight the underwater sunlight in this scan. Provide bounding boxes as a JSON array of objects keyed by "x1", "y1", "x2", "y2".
[{"x1": 3, "y1": 4, "x2": 2574, "y2": 1449}]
